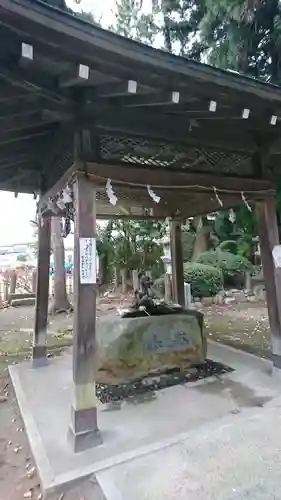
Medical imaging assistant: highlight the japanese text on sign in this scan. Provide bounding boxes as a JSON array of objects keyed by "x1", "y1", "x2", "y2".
[{"x1": 79, "y1": 238, "x2": 96, "y2": 284}]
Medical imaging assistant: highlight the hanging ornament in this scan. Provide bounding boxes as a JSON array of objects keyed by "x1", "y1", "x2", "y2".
[
  {"x1": 213, "y1": 186, "x2": 223, "y2": 207},
  {"x1": 228, "y1": 208, "x2": 236, "y2": 223},
  {"x1": 106, "y1": 179, "x2": 118, "y2": 206},
  {"x1": 62, "y1": 217, "x2": 71, "y2": 237},
  {"x1": 56, "y1": 196, "x2": 65, "y2": 211},
  {"x1": 241, "y1": 192, "x2": 252, "y2": 212},
  {"x1": 61, "y1": 186, "x2": 72, "y2": 204},
  {"x1": 147, "y1": 185, "x2": 160, "y2": 203}
]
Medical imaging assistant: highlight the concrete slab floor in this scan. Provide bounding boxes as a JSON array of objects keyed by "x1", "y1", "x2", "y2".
[
  {"x1": 9, "y1": 341, "x2": 281, "y2": 498},
  {"x1": 97, "y1": 405, "x2": 281, "y2": 500}
]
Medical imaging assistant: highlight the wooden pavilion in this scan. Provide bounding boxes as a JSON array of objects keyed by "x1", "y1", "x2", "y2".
[{"x1": 1, "y1": 0, "x2": 281, "y2": 450}]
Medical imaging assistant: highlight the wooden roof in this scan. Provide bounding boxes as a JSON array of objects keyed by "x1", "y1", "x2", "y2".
[{"x1": 0, "y1": 0, "x2": 280, "y2": 209}]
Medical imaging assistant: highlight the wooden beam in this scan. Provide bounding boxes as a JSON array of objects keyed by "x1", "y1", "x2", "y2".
[
  {"x1": 0, "y1": 111, "x2": 56, "y2": 134},
  {"x1": 0, "y1": 122, "x2": 56, "y2": 146},
  {"x1": 85, "y1": 79, "x2": 138, "y2": 98},
  {"x1": 0, "y1": 154, "x2": 37, "y2": 171},
  {"x1": 101, "y1": 89, "x2": 180, "y2": 107},
  {"x1": 0, "y1": 168, "x2": 40, "y2": 185},
  {"x1": 0, "y1": 89, "x2": 32, "y2": 104},
  {"x1": 95, "y1": 105, "x2": 271, "y2": 133},
  {"x1": 69, "y1": 174, "x2": 101, "y2": 452},
  {"x1": 3, "y1": 0, "x2": 281, "y2": 110},
  {"x1": 36, "y1": 103, "x2": 270, "y2": 153},
  {"x1": 0, "y1": 100, "x2": 43, "y2": 118},
  {"x1": 59, "y1": 64, "x2": 90, "y2": 88},
  {"x1": 41, "y1": 109, "x2": 72, "y2": 123},
  {"x1": 32, "y1": 214, "x2": 51, "y2": 365},
  {"x1": 83, "y1": 162, "x2": 275, "y2": 193},
  {"x1": 256, "y1": 196, "x2": 281, "y2": 371},
  {"x1": 0, "y1": 64, "x2": 70, "y2": 105}
]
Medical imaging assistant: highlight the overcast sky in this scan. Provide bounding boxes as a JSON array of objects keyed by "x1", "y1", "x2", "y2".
[{"x1": 68, "y1": 0, "x2": 118, "y2": 26}]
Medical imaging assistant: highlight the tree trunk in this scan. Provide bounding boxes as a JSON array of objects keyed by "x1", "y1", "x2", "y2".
[
  {"x1": 49, "y1": 217, "x2": 72, "y2": 314},
  {"x1": 191, "y1": 216, "x2": 209, "y2": 261}
]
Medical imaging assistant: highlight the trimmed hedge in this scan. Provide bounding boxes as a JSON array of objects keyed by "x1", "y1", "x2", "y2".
[
  {"x1": 196, "y1": 250, "x2": 253, "y2": 285},
  {"x1": 183, "y1": 262, "x2": 223, "y2": 298},
  {"x1": 218, "y1": 240, "x2": 237, "y2": 254}
]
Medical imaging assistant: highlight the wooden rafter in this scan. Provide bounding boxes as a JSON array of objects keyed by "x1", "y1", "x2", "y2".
[{"x1": 0, "y1": 0, "x2": 281, "y2": 193}]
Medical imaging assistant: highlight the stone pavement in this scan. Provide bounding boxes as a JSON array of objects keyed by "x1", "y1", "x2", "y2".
[
  {"x1": 9, "y1": 341, "x2": 281, "y2": 499},
  {"x1": 97, "y1": 402, "x2": 281, "y2": 500}
]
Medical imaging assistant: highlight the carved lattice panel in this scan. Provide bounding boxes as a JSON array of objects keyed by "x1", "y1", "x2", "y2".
[{"x1": 99, "y1": 134, "x2": 253, "y2": 176}]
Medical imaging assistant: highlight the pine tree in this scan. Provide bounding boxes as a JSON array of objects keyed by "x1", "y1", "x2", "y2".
[
  {"x1": 112, "y1": 0, "x2": 160, "y2": 45},
  {"x1": 199, "y1": 0, "x2": 281, "y2": 83},
  {"x1": 161, "y1": 0, "x2": 206, "y2": 57}
]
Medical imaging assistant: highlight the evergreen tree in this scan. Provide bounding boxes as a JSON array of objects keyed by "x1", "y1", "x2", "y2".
[
  {"x1": 199, "y1": 0, "x2": 281, "y2": 83},
  {"x1": 111, "y1": 0, "x2": 159, "y2": 45},
  {"x1": 161, "y1": 0, "x2": 206, "y2": 57}
]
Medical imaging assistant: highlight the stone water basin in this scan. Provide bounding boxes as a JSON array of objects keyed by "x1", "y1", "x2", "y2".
[{"x1": 96, "y1": 305, "x2": 207, "y2": 385}]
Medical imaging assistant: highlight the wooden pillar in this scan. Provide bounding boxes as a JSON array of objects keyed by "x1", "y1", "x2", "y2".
[
  {"x1": 10, "y1": 270, "x2": 17, "y2": 294},
  {"x1": 113, "y1": 267, "x2": 119, "y2": 289},
  {"x1": 244, "y1": 271, "x2": 252, "y2": 292},
  {"x1": 164, "y1": 273, "x2": 172, "y2": 303},
  {"x1": 31, "y1": 269, "x2": 37, "y2": 293},
  {"x1": 256, "y1": 196, "x2": 281, "y2": 370},
  {"x1": 3, "y1": 280, "x2": 9, "y2": 302},
  {"x1": 132, "y1": 270, "x2": 139, "y2": 292},
  {"x1": 32, "y1": 215, "x2": 51, "y2": 365},
  {"x1": 120, "y1": 268, "x2": 127, "y2": 294},
  {"x1": 69, "y1": 175, "x2": 101, "y2": 452},
  {"x1": 170, "y1": 220, "x2": 185, "y2": 306}
]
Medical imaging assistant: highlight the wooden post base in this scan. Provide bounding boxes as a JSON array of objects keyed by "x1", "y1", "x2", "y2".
[
  {"x1": 68, "y1": 405, "x2": 102, "y2": 452},
  {"x1": 32, "y1": 345, "x2": 48, "y2": 367},
  {"x1": 272, "y1": 354, "x2": 281, "y2": 370},
  {"x1": 70, "y1": 174, "x2": 100, "y2": 452}
]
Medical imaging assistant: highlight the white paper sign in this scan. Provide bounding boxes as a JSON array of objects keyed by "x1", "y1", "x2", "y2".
[
  {"x1": 79, "y1": 238, "x2": 96, "y2": 284},
  {"x1": 272, "y1": 245, "x2": 281, "y2": 268}
]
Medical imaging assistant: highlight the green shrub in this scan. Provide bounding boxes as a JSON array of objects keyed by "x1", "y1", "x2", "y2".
[
  {"x1": 183, "y1": 263, "x2": 223, "y2": 298},
  {"x1": 197, "y1": 250, "x2": 253, "y2": 286},
  {"x1": 218, "y1": 240, "x2": 237, "y2": 254},
  {"x1": 182, "y1": 230, "x2": 195, "y2": 262}
]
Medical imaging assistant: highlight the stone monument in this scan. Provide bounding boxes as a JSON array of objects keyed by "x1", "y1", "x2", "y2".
[{"x1": 96, "y1": 293, "x2": 206, "y2": 385}]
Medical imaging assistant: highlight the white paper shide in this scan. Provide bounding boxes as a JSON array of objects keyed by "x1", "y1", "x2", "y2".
[
  {"x1": 272, "y1": 245, "x2": 281, "y2": 268},
  {"x1": 79, "y1": 238, "x2": 96, "y2": 284}
]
